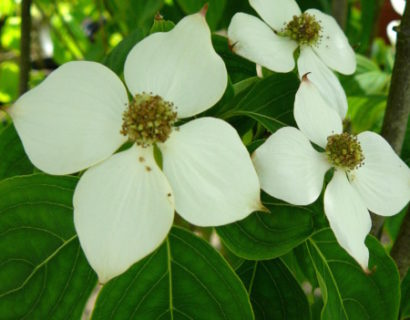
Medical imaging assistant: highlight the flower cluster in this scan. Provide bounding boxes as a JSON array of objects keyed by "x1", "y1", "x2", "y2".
[{"x1": 8, "y1": 0, "x2": 410, "y2": 284}]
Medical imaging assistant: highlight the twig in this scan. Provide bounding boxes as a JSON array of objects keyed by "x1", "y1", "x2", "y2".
[{"x1": 19, "y1": 0, "x2": 32, "y2": 95}]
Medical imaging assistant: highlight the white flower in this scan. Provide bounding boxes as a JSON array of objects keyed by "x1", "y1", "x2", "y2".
[
  {"x1": 228, "y1": 0, "x2": 356, "y2": 119},
  {"x1": 9, "y1": 12, "x2": 262, "y2": 283},
  {"x1": 252, "y1": 77, "x2": 410, "y2": 269},
  {"x1": 387, "y1": 0, "x2": 406, "y2": 45}
]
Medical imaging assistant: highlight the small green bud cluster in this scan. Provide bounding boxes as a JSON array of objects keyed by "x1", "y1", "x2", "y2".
[
  {"x1": 326, "y1": 133, "x2": 365, "y2": 171},
  {"x1": 121, "y1": 93, "x2": 177, "y2": 147},
  {"x1": 282, "y1": 13, "x2": 322, "y2": 46}
]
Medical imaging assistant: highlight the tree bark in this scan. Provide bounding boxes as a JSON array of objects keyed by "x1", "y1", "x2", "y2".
[{"x1": 377, "y1": 2, "x2": 410, "y2": 278}]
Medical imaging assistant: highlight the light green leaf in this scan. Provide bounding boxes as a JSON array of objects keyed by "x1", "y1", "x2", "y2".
[
  {"x1": 0, "y1": 123, "x2": 33, "y2": 180},
  {"x1": 237, "y1": 259, "x2": 310, "y2": 320},
  {"x1": 306, "y1": 228, "x2": 400, "y2": 320},
  {"x1": 0, "y1": 174, "x2": 97, "y2": 319},
  {"x1": 216, "y1": 198, "x2": 316, "y2": 260},
  {"x1": 91, "y1": 226, "x2": 254, "y2": 320}
]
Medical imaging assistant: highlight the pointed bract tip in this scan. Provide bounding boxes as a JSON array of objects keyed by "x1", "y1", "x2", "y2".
[
  {"x1": 154, "y1": 12, "x2": 164, "y2": 21},
  {"x1": 301, "y1": 72, "x2": 311, "y2": 82},
  {"x1": 200, "y1": 3, "x2": 209, "y2": 17},
  {"x1": 363, "y1": 264, "x2": 376, "y2": 275},
  {"x1": 256, "y1": 201, "x2": 270, "y2": 214}
]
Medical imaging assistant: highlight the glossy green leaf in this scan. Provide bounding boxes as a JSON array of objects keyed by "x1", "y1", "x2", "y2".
[
  {"x1": 306, "y1": 228, "x2": 400, "y2": 320},
  {"x1": 0, "y1": 123, "x2": 33, "y2": 180},
  {"x1": 237, "y1": 259, "x2": 310, "y2": 320},
  {"x1": 216, "y1": 198, "x2": 316, "y2": 260},
  {"x1": 0, "y1": 174, "x2": 97, "y2": 319},
  {"x1": 401, "y1": 271, "x2": 410, "y2": 319},
  {"x1": 216, "y1": 73, "x2": 299, "y2": 132},
  {"x1": 92, "y1": 227, "x2": 254, "y2": 320}
]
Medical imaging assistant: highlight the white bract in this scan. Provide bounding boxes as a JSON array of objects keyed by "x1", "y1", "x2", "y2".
[
  {"x1": 228, "y1": 0, "x2": 356, "y2": 119},
  {"x1": 253, "y1": 77, "x2": 410, "y2": 269},
  {"x1": 387, "y1": 0, "x2": 406, "y2": 45},
  {"x1": 10, "y1": 12, "x2": 262, "y2": 283}
]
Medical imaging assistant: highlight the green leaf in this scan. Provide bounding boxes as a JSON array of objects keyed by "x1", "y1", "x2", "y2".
[
  {"x1": 400, "y1": 271, "x2": 410, "y2": 319},
  {"x1": 237, "y1": 259, "x2": 310, "y2": 320},
  {"x1": 347, "y1": 95, "x2": 386, "y2": 133},
  {"x1": 216, "y1": 198, "x2": 316, "y2": 260},
  {"x1": 216, "y1": 73, "x2": 299, "y2": 132},
  {"x1": 0, "y1": 174, "x2": 97, "y2": 319},
  {"x1": 0, "y1": 123, "x2": 33, "y2": 180},
  {"x1": 358, "y1": 0, "x2": 384, "y2": 54},
  {"x1": 212, "y1": 35, "x2": 256, "y2": 83},
  {"x1": 92, "y1": 227, "x2": 254, "y2": 320},
  {"x1": 149, "y1": 18, "x2": 175, "y2": 33},
  {"x1": 175, "y1": 0, "x2": 226, "y2": 30},
  {"x1": 102, "y1": 28, "x2": 145, "y2": 75},
  {"x1": 306, "y1": 228, "x2": 400, "y2": 320},
  {"x1": 106, "y1": 0, "x2": 164, "y2": 32}
]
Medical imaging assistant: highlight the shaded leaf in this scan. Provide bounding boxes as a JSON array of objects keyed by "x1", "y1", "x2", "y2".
[
  {"x1": 306, "y1": 228, "x2": 400, "y2": 320},
  {"x1": 92, "y1": 227, "x2": 254, "y2": 320},
  {"x1": 238, "y1": 259, "x2": 310, "y2": 320},
  {"x1": 217, "y1": 197, "x2": 316, "y2": 260},
  {"x1": 0, "y1": 123, "x2": 33, "y2": 180},
  {"x1": 0, "y1": 174, "x2": 97, "y2": 319}
]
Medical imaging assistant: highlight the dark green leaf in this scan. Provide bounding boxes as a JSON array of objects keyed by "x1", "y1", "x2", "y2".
[
  {"x1": 212, "y1": 35, "x2": 256, "y2": 83},
  {"x1": 175, "y1": 0, "x2": 226, "y2": 30},
  {"x1": 92, "y1": 227, "x2": 254, "y2": 320},
  {"x1": 217, "y1": 198, "x2": 316, "y2": 260},
  {"x1": 102, "y1": 29, "x2": 145, "y2": 75},
  {"x1": 0, "y1": 174, "x2": 97, "y2": 319},
  {"x1": 400, "y1": 271, "x2": 410, "y2": 319},
  {"x1": 0, "y1": 123, "x2": 33, "y2": 180},
  {"x1": 306, "y1": 229, "x2": 400, "y2": 320},
  {"x1": 238, "y1": 259, "x2": 310, "y2": 320},
  {"x1": 216, "y1": 73, "x2": 299, "y2": 132}
]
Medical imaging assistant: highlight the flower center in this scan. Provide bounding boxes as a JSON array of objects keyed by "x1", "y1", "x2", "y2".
[
  {"x1": 325, "y1": 133, "x2": 365, "y2": 171},
  {"x1": 121, "y1": 93, "x2": 177, "y2": 147},
  {"x1": 281, "y1": 13, "x2": 322, "y2": 46}
]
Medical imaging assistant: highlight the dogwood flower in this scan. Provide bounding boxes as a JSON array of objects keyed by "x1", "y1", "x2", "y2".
[
  {"x1": 387, "y1": 0, "x2": 406, "y2": 45},
  {"x1": 228, "y1": 0, "x2": 356, "y2": 118},
  {"x1": 9, "y1": 12, "x2": 262, "y2": 283},
  {"x1": 252, "y1": 77, "x2": 410, "y2": 269}
]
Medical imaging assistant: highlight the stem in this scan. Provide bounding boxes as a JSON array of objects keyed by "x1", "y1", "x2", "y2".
[
  {"x1": 377, "y1": 2, "x2": 410, "y2": 278},
  {"x1": 332, "y1": 0, "x2": 348, "y2": 30},
  {"x1": 19, "y1": 0, "x2": 32, "y2": 95}
]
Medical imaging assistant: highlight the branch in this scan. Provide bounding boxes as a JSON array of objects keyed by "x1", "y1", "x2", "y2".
[
  {"x1": 19, "y1": 0, "x2": 32, "y2": 95},
  {"x1": 377, "y1": 2, "x2": 410, "y2": 278}
]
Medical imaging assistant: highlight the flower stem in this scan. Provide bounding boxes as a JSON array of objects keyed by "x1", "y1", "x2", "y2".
[
  {"x1": 19, "y1": 0, "x2": 32, "y2": 95},
  {"x1": 377, "y1": 2, "x2": 410, "y2": 278}
]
